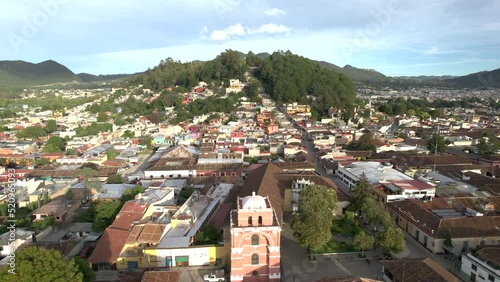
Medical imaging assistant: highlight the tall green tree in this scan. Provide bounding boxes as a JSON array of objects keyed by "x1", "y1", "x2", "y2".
[
  {"x1": 427, "y1": 133, "x2": 448, "y2": 154},
  {"x1": 73, "y1": 256, "x2": 95, "y2": 282},
  {"x1": 78, "y1": 167, "x2": 101, "y2": 203},
  {"x1": 0, "y1": 246, "x2": 83, "y2": 282},
  {"x1": 352, "y1": 175, "x2": 370, "y2": 211},
  {"x1": 353, "y1": 231, "x2": 375, "y2": 257},
  {"x1": 43, "y1": 120, "x2": 57, "y2": 133},
  {"x1": 376, "y1": 226, "x2": 405, "y2": 253},
  {"x1": 245, "y1": 51, "x2": 262, "y2": 67},
  {"x1": 477, "y1": 133, "x2": 498, "y2": 156},
  {"x1": 346, "y1": 133, "x2": 377, "y2": 151},
  {"x1": 361, "y1": 197, "x2": 385, "y2": 227},
  {"x1": 43, "y1": 136, "x2": 65, "y2": 153},
  {"x1": 443, "y1": 228, "x2": 453, "y2": 253},
  {"x1": 92, "y1": 200, "x2": 122, "y2": 232},
  {"x1": 291, "y1": 184, "x2": 338, "y2": 251},
  {"x1": 97, "y1": 112, "x2": 108, "y2": 122},
  {"x1": 195, "y1": 224, "x2": 220, "y2": 245}
]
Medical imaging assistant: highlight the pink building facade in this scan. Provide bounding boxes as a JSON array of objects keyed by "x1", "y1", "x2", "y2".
[{"x1": 230, "y1": 193, "x2": 281, "y2": 282}]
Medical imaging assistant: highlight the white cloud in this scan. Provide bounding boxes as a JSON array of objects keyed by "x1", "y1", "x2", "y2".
[
  {"x1": 264, "y1": 8, "x2": 285, "y2": 16},
  {"x1": 205, "y1": 23, "x2": 291, "y2": 41},
  {"x1": 422, "y1": 47, "x2": 465, "y2": 56},
  {"x1": 248, "y1": 23, "x2": 291, "y2": 34},
  {"x1": 208, "y1": 23, "x2": 246, "y2": 41}
]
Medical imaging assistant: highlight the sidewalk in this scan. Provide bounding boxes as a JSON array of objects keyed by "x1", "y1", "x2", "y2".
[{"x1": 315, "y1": 250, "x2": 384, "y2": 263}]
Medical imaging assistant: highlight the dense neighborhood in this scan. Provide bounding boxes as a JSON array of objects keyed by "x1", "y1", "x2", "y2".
[{"x1": 1, "y1": 52, "x2": 500, "y2": 282}]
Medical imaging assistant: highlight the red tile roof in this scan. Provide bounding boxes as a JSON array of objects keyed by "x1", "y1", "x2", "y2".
[
  {"x1": 110, "y1": 201, "x2": 150, "y2": 231},
  {"x1": 209, "y1": 203, "x2": 232, "y2": 230},
  {"x1": 381, "y1": 258, "x2": 460, "y2": 282},
  {"x1": 87, "y1": 228, "x2": 130, "y2": 263}
]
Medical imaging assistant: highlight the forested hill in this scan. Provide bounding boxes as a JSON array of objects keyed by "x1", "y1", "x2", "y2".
[
  {"x1": 77, "y1": 73, "x2": 131, "y2": 82},
  {"x1": 239, "y1": 51, "x2": 387, "y2": 82},
  {"x1": 256, "y1": 51, "x2": 356, "y2": 119},
  {"x1": 128, "y1": 50, "x2": 249, "y2": 90},
  {"x1": 446, "y1": 68, "x2": 500, "y2": 88},
  {"x1": 128, "y1": 50, "x2": 357, "y2": 118},
  {"x1": 0, "y1": 60, "x2": 80, "y2": 90}
]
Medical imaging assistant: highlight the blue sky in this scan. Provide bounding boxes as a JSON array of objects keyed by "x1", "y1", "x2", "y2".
[{"x1": 1, "y1": 0, "x2": 499, "y2": 76}]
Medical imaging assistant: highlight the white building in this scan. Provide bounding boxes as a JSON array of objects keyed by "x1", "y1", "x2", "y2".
[
  {"x1": 337, "y1": 161, "x2": 413, "y2": 191},
  {"x1": 374, "y1": 179, "x2": 436, "y2": 203},
  {"x1": 291, "y1": 178, "x2": 315, "y2": 212},
  {"x1": 154, "y1": 191, "x2": 225, "y2": 266},
  {"x1": 0, "y1": 229, "x2": 34, "y2": 259},
  {"x1": 225, "y1": 79, "x2": 245, "y2": 94},
  {"x1": 376, "y1": 143, "x2": 425, "y2": 153},
  {"x1": 461, "y1": 247, "x2": 500, "y2": 282}
]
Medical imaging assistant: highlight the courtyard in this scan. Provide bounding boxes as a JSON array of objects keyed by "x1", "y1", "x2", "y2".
[{"x1": 280, "y1": 219, "x2": 384, "y2": 281}]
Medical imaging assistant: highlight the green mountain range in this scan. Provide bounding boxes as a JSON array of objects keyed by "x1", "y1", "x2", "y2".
[
  {"x1": 0, "y1": 60, "x2": 80, "y2": 90},
  {"x1": 0, "y1": 60, "x2": 130, "y2": 91},
  {"x1": 1, "y1": 56, "x2": 498, "y2": 91},
  {"x1": 77, "y1": 73, "x2": 131, "y2": 82},
  {"x1": 446, "y1": 68, "x2": 500, "y2": 88}
]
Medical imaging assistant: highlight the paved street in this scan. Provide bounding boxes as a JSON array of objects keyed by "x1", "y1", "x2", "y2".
[{"x1": 298, "y1": 128, "x2": 353, "y2": 197}]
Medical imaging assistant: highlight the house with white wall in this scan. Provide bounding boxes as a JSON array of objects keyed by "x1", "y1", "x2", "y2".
[{"x1": 461, "y1": 247, "x2": 500, "y2": 282}]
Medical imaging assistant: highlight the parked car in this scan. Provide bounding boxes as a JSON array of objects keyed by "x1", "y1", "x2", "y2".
[{"x1": 203, "y1": 273, "x2": 225, "y2": 282}]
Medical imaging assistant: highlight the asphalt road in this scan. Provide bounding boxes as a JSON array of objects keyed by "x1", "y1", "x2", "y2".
[
  {"x1": 296, "y1": 126, "x2": 354, "y2": 197},
  {"x1": 124, "y1": 150, "x2": 156, "y2": 181}
]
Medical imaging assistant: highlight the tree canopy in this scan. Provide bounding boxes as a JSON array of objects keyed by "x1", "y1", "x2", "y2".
[
  {"x1": 353, "y1": 231, "x2": 375, "y2": 256},
  {"x1": 377, "y1": 97, "x2": 482, "y2": 117},
  {"x1": 126, "y1": 50, "x2": 356, "y2": 120},
  {"x1": 427, "y1": 133, "x2": 448, "y2": 154},
  {"x1": 345, "y1": 133, "x2": 377, "y2": 151},
  {"x1": 43, "y1": 120, "x2": 57, "y2": 133},
  {"x1": 256, "y1": 50, "x2": 356, "y2": 119},
  {"x1": 128, "y1": 49, "x2": 247, "y2": 90},
  {"x1": 16, "y1": 126, "x2": 47, "y2": 139},
  {"x1": 75, "y1": 122, "x2": 112, "y2": 137},
  {"x1": 73, "y1": 256, "x2": 95, "y2": 282},
  {"x1": 477, "y1": 132, "x2": 499, "y2": 156},
  {"x1": 291, "y1": 184, "x2": 338, "y2": 251},
  {"x1": 42, "y1": 136, "x2": 65, "y2": 153},
  {"x1": 376, "y1": 226, "x2": 405, "y2": 253},
  {"x1": 92, "y1": 200, "x2": 122, "y2": 232},
  {"x1": 0, "y1": 246, "x2": 84, "y2": 282}
]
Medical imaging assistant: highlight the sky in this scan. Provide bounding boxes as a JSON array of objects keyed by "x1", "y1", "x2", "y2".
[{"x1": 1, "y1": 0, "x2": 499, "y2": 76}]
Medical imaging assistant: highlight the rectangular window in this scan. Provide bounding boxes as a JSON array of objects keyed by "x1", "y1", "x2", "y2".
[
  {"x1": 488, "y1": 274, "x2": 494, "y2": 282},
  {"x1": 471, "y1": 264, "x2": 477, "y2": 271}
]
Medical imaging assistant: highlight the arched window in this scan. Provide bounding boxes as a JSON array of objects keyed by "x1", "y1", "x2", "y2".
[
  {"x1": 258, "y1": 216, "x2": 263, "y2": 226},
  {"x1": 248, "y1": 216, "x2": 253, "y2": 226},
  {"x1": 251, "y1": 254, "x2": 259, "y2": 265},
  {"x1": 252, "y1": 234, "x2": 259, "y2": 245}
]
